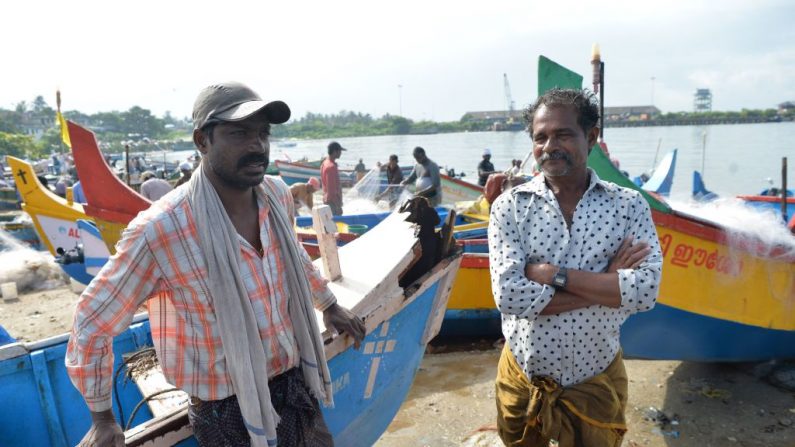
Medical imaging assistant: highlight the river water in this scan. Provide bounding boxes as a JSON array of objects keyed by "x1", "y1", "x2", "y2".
[{"x1": 160, "y1": 122, "x2": 794, "y2": 199}]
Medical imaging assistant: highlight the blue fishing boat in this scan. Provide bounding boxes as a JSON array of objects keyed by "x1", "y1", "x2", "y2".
[
  {"x1": 75, "y1": 219, "x2": 111, "y2": 276},
  {"x1": 0, "y1": 208, "x2": 462, "y2": 447},
  {"x1": 634, "y1": 149, "x2": 677, "y2": 196}
]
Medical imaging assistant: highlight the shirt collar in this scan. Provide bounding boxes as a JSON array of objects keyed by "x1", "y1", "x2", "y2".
[{"x1": 515, "y1": 167, "x2": 613, "y2": 198}]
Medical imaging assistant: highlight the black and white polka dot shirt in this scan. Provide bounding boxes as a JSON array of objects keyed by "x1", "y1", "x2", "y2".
[{"x1": 488, "y1": 169, "x2": 662, "y2": 386}]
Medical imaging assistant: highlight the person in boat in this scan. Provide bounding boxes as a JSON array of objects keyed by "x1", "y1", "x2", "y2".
[
  {"x1": 489, "y1": 88, "x2": 662, "y2": 446},
  {"x1": 290, "y1": 176, "x2": 320, "y2": 211},
  {"x1": 354, "y1": 158, "x2": 367, "y2": 182},
  {"x1": 175, "y1": 160, "x2": 194, "y2": 187},
  {"x1": 401, "y1": 146, "x2": 442, "y2": 207},
  {"x1": 376, "y1": 154, "x2": 404, "y2": 206},
  {"x1": 66, "y1": 81, "x2": 365, "y2": 447},
  {"x1": 477, "y1": 148, "x2": 497, "y2": 187},
  {"x1": 139, "y1": 170, "x2": 173, "y2": 201},
  {"x1": 321, "y1": 141, "x2": 345, "y2": 215}
]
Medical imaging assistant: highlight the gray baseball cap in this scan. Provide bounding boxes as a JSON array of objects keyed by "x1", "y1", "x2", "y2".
[{"x1": 192, "y1": 81, "x2": 291, "y2": 130}]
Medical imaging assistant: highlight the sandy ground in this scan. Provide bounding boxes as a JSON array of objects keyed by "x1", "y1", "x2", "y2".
[
  {"x1": 0, "y1": 285, "x2": 80, "y2": 342},
  {"x1": 4, "y1": 288, "x2": 794, "y2": 447},
  {"x1": 377, "y1": 345, "x2": 795, "y2": 447}
]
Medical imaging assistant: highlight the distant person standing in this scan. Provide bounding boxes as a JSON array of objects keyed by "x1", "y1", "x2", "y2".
[
  {"x1": 321, "y1": 141, "x2": 345, "y2": 215},
  {"x1": 354, "y1": 158, "x2": 367, "y2": 182},
  {"x1": 72, "y1": 180, "x2": 87, "y2": 204},
  {"x1": 402, "y1": 146, "x2": 441, "y2": 207},
  {"x1": 175, "y1": 161, "x2": 193, "y2": 187},
  {"x1": 477, "y1": 148, "x2": 497, "y2": 187},
  {"x1": 139, "y1": 171, "x2": 173, "y2": 201}
]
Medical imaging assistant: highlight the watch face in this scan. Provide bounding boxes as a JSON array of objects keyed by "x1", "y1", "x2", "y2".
[{"x1": 554, "y1": 268, "x2": 567, "y2": 288}]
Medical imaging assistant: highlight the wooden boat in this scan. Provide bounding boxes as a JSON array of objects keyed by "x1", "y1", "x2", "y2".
[
  {"x1": 691, "y1": 169, "x2": 795, "y2": 224},
  {"x1": 441, "y1": 239, "x2": 500, "y2": 337},
  {"x1": 434, "y1": 55, "x2": 795, "y2": 358},
  {"x1": 295, "y1": 208, "x2": 488, "y2": 241},
  {"x1": 275, "y1": 159, "x2": 358, "y2": 187},
  {"x1": 692, "y1": 170, "x2": 718, "y2": 201},
  {"x1": 0, "y1": 186, "x2": 20, "y2": 210},
  {"x1": 634, "y1": 149, "x2": 677, "y2": 196},
  {"x1": 545, "y1": 55, "x2": 795, "y2": 361},
  {"x1": 0, "y1": 211, "x2": 43, "y2": 250},
  {"x1": 69, "y1": 121, "x2": 150, "y2": 253},
  {"x1": 5, "y1": 156, "x2": 93, "y2": 285},
  {"x1": 440, "y1": 173, "x2": 482, "y2": 203},
  {"x1": 0, "y1": 205, "x2": 462, "y2": 447},
  {"x1": 76, "y1": 219, "x2": 111, "y2": 276}
]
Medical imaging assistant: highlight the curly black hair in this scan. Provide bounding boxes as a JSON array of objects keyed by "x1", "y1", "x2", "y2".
[{"x1": 522, "y1": 88, "x2": 600, "y2": 137}]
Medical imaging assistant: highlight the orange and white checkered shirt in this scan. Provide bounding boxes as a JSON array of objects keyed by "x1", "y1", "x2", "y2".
[{"x1": 66, "y1": 176, "x2": 335, "y2": 412}]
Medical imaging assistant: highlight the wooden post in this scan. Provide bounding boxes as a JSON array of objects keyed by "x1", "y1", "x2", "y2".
[
  {"x1": 312, "y1": 205, "x2": 342, "y2": 281},
  {"x1": 782, "y1": 157, "x2": 788, "y2": 223}
]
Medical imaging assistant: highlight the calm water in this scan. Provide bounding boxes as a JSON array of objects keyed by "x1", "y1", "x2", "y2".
[{"x1": 166, "y1": 122, "x2": 795, "y2": 199}]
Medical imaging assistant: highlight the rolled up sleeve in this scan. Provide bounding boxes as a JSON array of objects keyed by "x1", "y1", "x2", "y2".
[
  {"x1": 65, "y1": 222, "x2": 162, "y2": 411},
  {"x1": 617, "y1": 195, "x2": 662, "y2": 314},
  {"x1": 488, "y1": 194, "x2": 555, "y2": 319}
]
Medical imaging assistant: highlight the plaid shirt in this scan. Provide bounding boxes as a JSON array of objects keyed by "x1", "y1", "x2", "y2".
[{"x1": 66, "y1": 176, "x2": 336, "y2": 412}]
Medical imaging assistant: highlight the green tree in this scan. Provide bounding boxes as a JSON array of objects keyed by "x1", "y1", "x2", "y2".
[{"x1": 0, "y1": 132, "x2": 41, "y2": 159}]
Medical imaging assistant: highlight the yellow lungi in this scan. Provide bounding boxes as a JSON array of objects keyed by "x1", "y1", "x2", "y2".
[{"x1": 495, "y1": 345, "x2": 628, "y2": 447}]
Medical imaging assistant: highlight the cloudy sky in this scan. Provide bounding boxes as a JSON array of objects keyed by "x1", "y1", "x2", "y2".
[{"x1": 2, "y1": 0, "x2": 793, "y2": 121}]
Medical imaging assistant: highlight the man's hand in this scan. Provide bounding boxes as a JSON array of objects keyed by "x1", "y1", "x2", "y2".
[
  {"x1": 323, "y1": 303, "x2": 366, "y2": 349},
  {"x1": 607, "y1": 236, "x2": 650, "y2": 273},
  {"x1": 78, "y1": 410, "x2": 124, "y2": 447},
  {"x1": 525, "y1": 263, "x2": 559, "y2": 286}
]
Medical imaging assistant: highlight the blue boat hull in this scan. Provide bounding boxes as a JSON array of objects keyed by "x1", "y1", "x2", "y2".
[
  {"x1": 0, "y1": 258, "x2": 457, "y2": 447},
  {"x1": 620, "y1": 302, "x2": 795, "y2": 362}
]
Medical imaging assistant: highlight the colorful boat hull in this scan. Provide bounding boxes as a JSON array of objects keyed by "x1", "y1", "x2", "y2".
[
  {"x1": 69, "y1": 121, "x2": 151, "y2": 253},
  {"x1": 440, "y1": 174, "x2": 482, "y2": 203},
  {"x1": 6, "y1": 157, "x2": 93, "y2": 285},
  {"x1": 0, "y1": 247, "x2": 461, "y2": 447}
]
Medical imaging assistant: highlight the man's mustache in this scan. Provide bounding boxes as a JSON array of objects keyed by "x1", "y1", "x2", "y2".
[
  {"x1": 538, "y1": 151, "x2": 572, "y2": 165},
  {"x1": 237, "y1": 153, "x2": 269, "y2": 168}
]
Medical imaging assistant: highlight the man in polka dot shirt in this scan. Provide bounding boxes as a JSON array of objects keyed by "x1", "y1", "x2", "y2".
[{"x1": 488, "y1": 88, "x2": 662, "y2": 446}]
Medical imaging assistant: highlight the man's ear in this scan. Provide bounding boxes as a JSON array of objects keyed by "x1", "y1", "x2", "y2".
[
  {"x1": 587, "y1": 126, "x2": 600, "y2": 149},
  {"x1": 193, "y1": 129, "x2": 208, "y2": 155}
]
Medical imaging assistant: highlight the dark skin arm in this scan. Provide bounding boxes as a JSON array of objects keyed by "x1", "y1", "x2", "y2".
[
  {"x1": 323, "y1": 302, "x2": 366, "y2": 349},
  {"x1": 78, "y1": 410, "x2": 125, "y2": 447},
  {"x1": 529, "y1": 236, "x2": 650, "y2": 314}
]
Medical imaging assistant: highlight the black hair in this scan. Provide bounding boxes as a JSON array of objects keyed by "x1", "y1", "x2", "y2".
[
  {"x1": 389, "y1": 154, "x2": 398, "y2": 161},
  {"x1": 523, "y1": 88, "x2": 600, "y2": 137},
  {"x1": 413, "y1": 146, "x2": 425, "y2": 155}
]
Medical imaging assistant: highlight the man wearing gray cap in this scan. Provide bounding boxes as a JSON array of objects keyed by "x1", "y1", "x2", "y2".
[{"x1": 66, "y1": 81, "x2": 365, "y2": 447}]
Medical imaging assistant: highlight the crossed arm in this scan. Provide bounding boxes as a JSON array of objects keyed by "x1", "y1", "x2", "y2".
[{"x1": 526, "y1": 236, "x2": 650, "y2": 315}]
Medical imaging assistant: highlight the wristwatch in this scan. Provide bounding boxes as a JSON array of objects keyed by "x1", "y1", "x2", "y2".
[{"x1": 552, "y1": 267, "x2": 568, "y2": 289}]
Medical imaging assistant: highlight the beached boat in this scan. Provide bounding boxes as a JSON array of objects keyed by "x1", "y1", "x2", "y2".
[
  {"x1": 634, "y1": 149, "x2": 677, "y2": 196},
  {"x1": 692, "y1": 170, "x2": 795, "y2": 230},
  {"x1": 0, "y1": 211, "x2": 42, "y2": 250},
  {"x1": 5, "y1": 156, "x2": 93, "y2": 285},
  {"x1": 440, "y1": 173, "x2": 483, "y2": 203},
  {"x1": 0, "y1": 186, "x2": 20, "y2": 210},
  {"x1": 435, "y1": 56, "x2": 795, "y2": 358},
  {"x1": 69, "y1": 121, "x2": 151, "y2": 253},
  {"x1": 275, "y1": 159, "x2": 358, "y2": 187},
  {"x1": 75, "y1": 219, "x2": 111, "y2": 276},
  {"x1": 545, "y1": 55, "x2": 795, "y2": 361},
  {"x1": 0, "y1": 204, "x2": 462, "y2": 447},
  {"x1": 294, "y1": 208, "x2": 488, "y2": 240}
]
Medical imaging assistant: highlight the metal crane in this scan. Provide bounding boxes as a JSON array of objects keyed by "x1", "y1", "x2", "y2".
[{"x1": 503, "y1": 73, "x2": 515, "y2": 117}]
